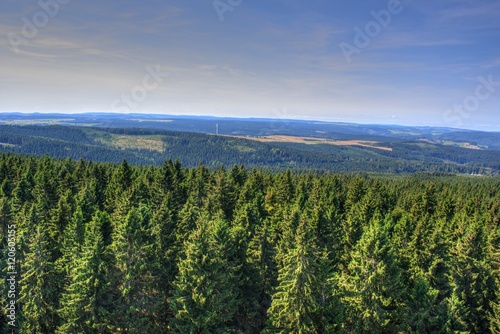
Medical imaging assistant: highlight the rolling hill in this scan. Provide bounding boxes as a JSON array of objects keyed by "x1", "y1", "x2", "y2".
[{"x1": 0, "y1": 114, "x2": 499, "y2": 175}]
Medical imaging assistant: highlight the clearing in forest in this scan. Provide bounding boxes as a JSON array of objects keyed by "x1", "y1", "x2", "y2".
[
  {"x1": 95, "y1": 134, "x2": 166, "y2": 153},
  {"x1": 227, "y1": 135, "x2": 393, "y2": 152}
]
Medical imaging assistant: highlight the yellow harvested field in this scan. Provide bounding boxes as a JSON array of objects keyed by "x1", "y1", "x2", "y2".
[
  {"x1": 227, "y1": 135, "x2": 393, "y2": 151},
  {"x1": 328, "y1": 140, "x2": 393, "y2": 151}
]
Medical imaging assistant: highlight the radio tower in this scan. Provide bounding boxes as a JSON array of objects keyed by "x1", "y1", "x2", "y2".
[{"x1": 216, "y1": 123, "x2": 219, "y2": 135}]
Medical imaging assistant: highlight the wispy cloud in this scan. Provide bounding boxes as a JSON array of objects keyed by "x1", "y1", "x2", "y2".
[
  {"x1": 481, "y1": 58, "x2": 500, "y2": 69},
  {"x1": 438, "y1": 1, "x2": 500, "y2": 21},
  {"x1": 1, "y1": 0, "x2": 499, "y2": 129}
]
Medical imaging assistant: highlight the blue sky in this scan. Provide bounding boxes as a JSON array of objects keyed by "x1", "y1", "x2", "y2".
[{"x1": 1, "y1": 0, "x2": 499, "y2": 130}]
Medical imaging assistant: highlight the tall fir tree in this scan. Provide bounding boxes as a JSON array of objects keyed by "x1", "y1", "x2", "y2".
[
  {"x1": 489, "y1": 223, "x2": 500, "y2": 333},
  {"x1": 405, "y1": 275, "x2": 450, "y2": 333},
  {"x1": 338, "y1": 211, "x2": 406, "y2": 333},
  {"x1": 267, "y1": 216, "x2": 340, "y2": 333},
  {"x1": 105, "y1": 159, "x2": 134, "y2": 212},
  {"x1": 244, "y1": 220, "x2": 276, "y2": 332},
  {"x1": 19, "y1": 223, "x2": 59, "y2": 333},
  {"x1": 449, "y1": 215, "x2": 496, "y2": 333},
  {"x1": 111, "y1": 205, "x2": 160, "y2": 332},
  {"x1": 149, "y1": 193, "x2": 179, "y2": 331},
  {"x1": 57, "y1": 211, "x2": 113, "y2": 333},
  {"x1": 169, "y1": 219, "x2": 240, "y2": 333}
]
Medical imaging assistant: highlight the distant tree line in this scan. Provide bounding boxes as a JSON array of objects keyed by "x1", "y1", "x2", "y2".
[{"x1": 0, "y1": 125, "x2": 499, "y2": 174}]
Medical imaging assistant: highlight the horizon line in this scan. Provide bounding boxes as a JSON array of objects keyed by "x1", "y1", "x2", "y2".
[{"x1": 0, "y1": 111, "x2": 498, "y2": 133}]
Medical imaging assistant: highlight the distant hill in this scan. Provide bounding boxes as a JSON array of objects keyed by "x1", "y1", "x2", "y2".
[
  {"x1": 0, "y1": 119, "x2": 498, "y2": 175},
  {"x1": 1, "y1": 112, "x2": 500, "y2": 149}
]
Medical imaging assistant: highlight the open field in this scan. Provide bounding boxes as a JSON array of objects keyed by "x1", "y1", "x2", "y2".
[
  {"x1": 94, "y1": 133, "x2": 166, "y2": 153},
  {"x1": 419, "y1": 139, "x2": 483, "y2": 150},
  {"x1": 226, "y1": 135, "x2": 393, "y2": 151},
  {"x1": 0, "y1": 118, "x2": 75, "y2": 125}
]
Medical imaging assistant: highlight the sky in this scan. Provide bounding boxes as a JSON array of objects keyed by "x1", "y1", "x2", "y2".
[{"x1": 1, "y1": 0, "x2": 500, "y2": 131}]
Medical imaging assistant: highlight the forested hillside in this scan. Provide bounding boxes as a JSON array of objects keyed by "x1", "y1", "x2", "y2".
[
  {"x1": 2, "y1": 113, "x2": 500, "y2": 151},
  {"x1": 0, "y1": 125, "x2": 499, "y2": 175},
  {"x1": 0, "y1": 153, "x2": 499, "y2": 333}
]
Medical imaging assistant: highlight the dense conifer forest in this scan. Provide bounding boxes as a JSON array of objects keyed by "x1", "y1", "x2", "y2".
[
  {"x1": 0, "y1": 125, "x2": 499, "y2": 175},
  {"x1": 1, "y1": 153, "x2": 499, "y2": 333}
]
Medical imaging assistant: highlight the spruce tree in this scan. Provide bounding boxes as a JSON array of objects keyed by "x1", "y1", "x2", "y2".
[
  {"x1": 442, "y1": 289, "x2": 469, "y2": 333},
  {"x1": 405, "y1": 275, "x2": 449, "y2": 333},
  {"x1": 176, "y1": 194, "x2": 200, "y2": 245},
  {"x1": 491, "y1": 296, "x2": 500, "y2": 334},
  {"x1": 267, "y1": 217, "x2": 340, "y2": 333},
  {"x1": 19, "y1": 223, "x2": 59, "y2": 333},
  {"x1": 150, "y1": 193, "x2": 179, "y2": 331},
  {"x1": 105, "y1": 159, "x2": 134, "y2": 212},
  {"x1": 339, "y1": 211, "x2": 406, "y2": 333},
  {"x1": 169, "y1": 219, "x2": 240, "y2": 333},
  {"x1": 12, "y1": 168, "x2": 34, "y2": 211},
  {"x1": 56, "y1": 204, "x2": 87, "y2": 281},
  {"x1": 450, "y1": 216, "x2": 496, "y2": 333},
  {"x1": 489, "y1": 227, "x2": 500, "y2": 333},
  {"x1": 230, "y1": 200, "x2": 271, "y2": 332},
  {"x1": 245, "y1": 220, "x2": 276, "y2": 332},
  {"x1": 56, "y1": 211, "x2": 113, "y2": 333},
  {"x1": 111, "y1": 205, "x2": 160, "y2": 332}
]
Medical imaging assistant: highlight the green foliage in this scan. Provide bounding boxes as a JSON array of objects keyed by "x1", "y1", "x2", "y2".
[
  {"x1": 490, "y1": 228, "x2": 500, "y2": 334},
  {"x1": 267, "y1": 217, "x2": 341, "y2": 333},
  {"x1": 19, "y1": 222, "x2": 59, "y2": 333},
  {"x1": 111, "y1": 205, "x2": 161, "y2": 332},
  {"x1": 1, "y1": 124, "x2": 499, "y2": 174},
  {"x1": 0, "y1": 153, "x2": 498, "y2": 332},
  {"x1": 449, "y1": 216, "x2": 497, "y2": 333},
  {"x1": 57, "y1": 211, "x2": 113, "y2": 333},
  {"x1": 339, "y1": 212, "x2": 406, "y2": 333},
  {"x1": 169, "y1": 219, "x2": 241, "y2": 333},
  {"x1": 406, "y1": 276, "x2": 449, "y2": 333}
]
